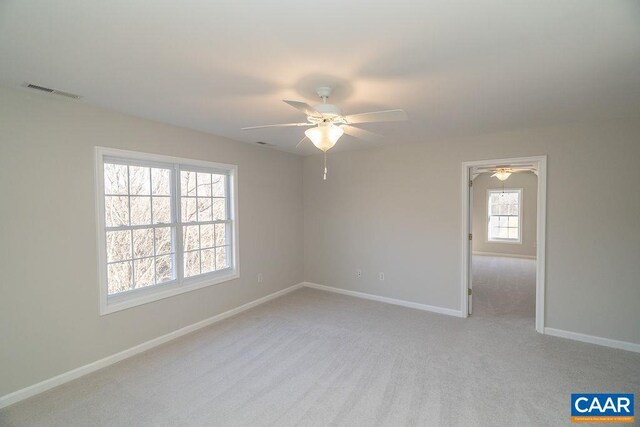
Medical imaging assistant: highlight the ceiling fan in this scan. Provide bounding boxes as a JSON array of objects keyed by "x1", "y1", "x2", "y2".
[
  {"x1": 242, "y1": 86, "x2": 408, "y2": 179},
  {"x1": 485, "y1": 166, "x2": 533, "y2": 181}
]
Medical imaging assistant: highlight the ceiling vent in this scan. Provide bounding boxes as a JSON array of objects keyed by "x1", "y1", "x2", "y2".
[{"x1": 23, "y1": 83, "x2": 82, "y2": 99}]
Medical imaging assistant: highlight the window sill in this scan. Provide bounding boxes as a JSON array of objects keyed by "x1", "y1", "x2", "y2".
[
  {"x1": 100, "y1": 269, "x2": 239, "y2": 315},
  {"x1": 487, "y1": 239, "x2": 522, "y2": 245}
]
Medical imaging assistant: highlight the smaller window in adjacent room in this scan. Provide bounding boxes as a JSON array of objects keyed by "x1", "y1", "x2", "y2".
[
  {"x1": 96, "y1": 147, "x2": 238, "y2": 315},
  {"x1": 487, "y1": 189, "x2": 522, "y2": 243}
]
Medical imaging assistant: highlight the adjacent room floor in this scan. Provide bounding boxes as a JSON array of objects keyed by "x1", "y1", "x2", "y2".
[
  {"x1": 471, "y1": 255, "x2": 536, "y2": 320},
  {"x1": 2, "y1": 257, "x2": 639, "y2": 426}
]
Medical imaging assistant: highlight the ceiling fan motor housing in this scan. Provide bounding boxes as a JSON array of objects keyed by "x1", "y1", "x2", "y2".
[
  {"x1": 314, "y1": 103, "x2": 342, "y2": 118},
  {"x1": 316, "y1": 86, "x2": 333, "y2": 98}
]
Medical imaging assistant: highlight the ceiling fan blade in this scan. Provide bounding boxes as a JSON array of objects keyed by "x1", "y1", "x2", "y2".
[
  {"x1": 296, "y1": 136, "x2": 307, "y2": 149},
  {"x1": 342, "y1": 125, "x2": 383, "y2": 142},
  {"x1": 344, "y1": 109, "x2": 407, "y2": 124},
  {"x1": 242, "y1": 122, "x2": 312, "y2": 130},
  {"x1": 283, "y1": 100, "x2": 322, "y2": 117}
]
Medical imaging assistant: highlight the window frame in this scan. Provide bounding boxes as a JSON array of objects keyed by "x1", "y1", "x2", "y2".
[
  {"x1": 96, "y1": 147, "x2": 239, "y2": 315},
  {"x1": 486, "y1": 188, "x2": 522, "y2": 244}
]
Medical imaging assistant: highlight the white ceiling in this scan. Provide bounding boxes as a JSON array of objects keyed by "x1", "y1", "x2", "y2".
[{"x1": 1, "y1": 0, "x2": 639, "y2": 154}]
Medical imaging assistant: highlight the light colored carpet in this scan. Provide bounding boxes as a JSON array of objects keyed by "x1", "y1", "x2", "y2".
[
  {"x1": 1, "y1": 256, "x2": 639, "y2": 426},
  {"x1": 472, "y1": 255, "x2": 536, "y2": 320}
]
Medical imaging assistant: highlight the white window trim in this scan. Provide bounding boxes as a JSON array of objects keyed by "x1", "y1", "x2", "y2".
[
  {"x1": 95, "y1": 147, "x2": 239, "y2": 315},
  {"x1": 486, "y1": 188, "x2": 522, "y2": 244}
]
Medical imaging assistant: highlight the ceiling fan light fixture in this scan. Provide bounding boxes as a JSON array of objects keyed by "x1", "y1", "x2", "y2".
[
  {"x1": 305, "y1": 123, "x2": 344, "y2": 152},
  {"x1": 492, "y1": 170, "x2": 512, "y2": 181}
]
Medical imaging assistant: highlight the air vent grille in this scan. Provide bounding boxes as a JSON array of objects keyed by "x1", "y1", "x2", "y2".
[
  {"x1": 24, "y1": 83, "x2": 82, "y2": 99},
  {"x1": 26, "y1": 84, "x2": 54, "y2": 93}
]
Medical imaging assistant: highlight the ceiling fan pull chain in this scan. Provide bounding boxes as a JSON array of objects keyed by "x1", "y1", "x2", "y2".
[{"x1": 323, "y1": 151, "x2": 327, "y2": 181}]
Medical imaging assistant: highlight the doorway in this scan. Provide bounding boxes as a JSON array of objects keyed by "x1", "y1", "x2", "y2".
[{"x1": 461, "y1": 156, "x2": 547, "y2": 333}]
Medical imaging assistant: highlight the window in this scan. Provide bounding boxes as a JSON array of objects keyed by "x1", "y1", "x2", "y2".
[
  {"x1": 180, "y1": 170, "x2": 231, "y2": 277},
  {"x1": 96, "y1": 147, "x2": 238, "y2": 314},
  {"x1": 487, "y1": 189, "x2": 522, "y2": 243}
]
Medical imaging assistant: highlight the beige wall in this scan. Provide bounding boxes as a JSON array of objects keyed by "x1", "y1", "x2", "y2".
[
  {"x1": 304, "y1": 119, "x2": 640, "y2": 345},
  {"x1": 472, "y1": 172, "x2": 538, "y2": 257},
  {"x1": 0, "y1": 86, "x2": 304, "y2": 396}
]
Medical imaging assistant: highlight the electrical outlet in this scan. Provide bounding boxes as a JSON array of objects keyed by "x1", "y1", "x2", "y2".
[
  {"x1": 356, "y1": 269, "x2": 362, "y2": 279},
  {"x1": 379, "y1": 272, "x2": 385, "y2": 281},
  {"x1": 257, "y1": 273, "x2": 263, "y2": 283}
]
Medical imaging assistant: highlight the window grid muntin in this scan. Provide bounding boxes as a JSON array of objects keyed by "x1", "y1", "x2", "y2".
[
  {"x1": 106, "y1": 232, "x2": 176, "y2": 263},
  {"x1": 181, "y1": 223, "x2": 231, "y2": 277}
]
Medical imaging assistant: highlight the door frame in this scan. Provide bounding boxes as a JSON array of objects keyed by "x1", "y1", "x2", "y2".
[{"x1": 461, "y1": 155, "x2": 547, "y2": 333}]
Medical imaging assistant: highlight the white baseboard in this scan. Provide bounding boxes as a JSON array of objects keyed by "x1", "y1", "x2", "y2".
[
  {"x1": 0, "y1": 282, "x2": 305, "y2": 409},
  {"x1": 544, "y1": 327, "x2": 640, "y2": 353},
  {"x1": 303, "y1": 282, "x2": 464, "y2": 318},
  {"x1": 473, "y1": 251, "x2": 537, "y2": 260}
]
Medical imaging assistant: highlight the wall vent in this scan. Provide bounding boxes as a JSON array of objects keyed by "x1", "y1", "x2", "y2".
[{"x1": 23, "y1": 83, "x2": 82, "y2": 99}]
